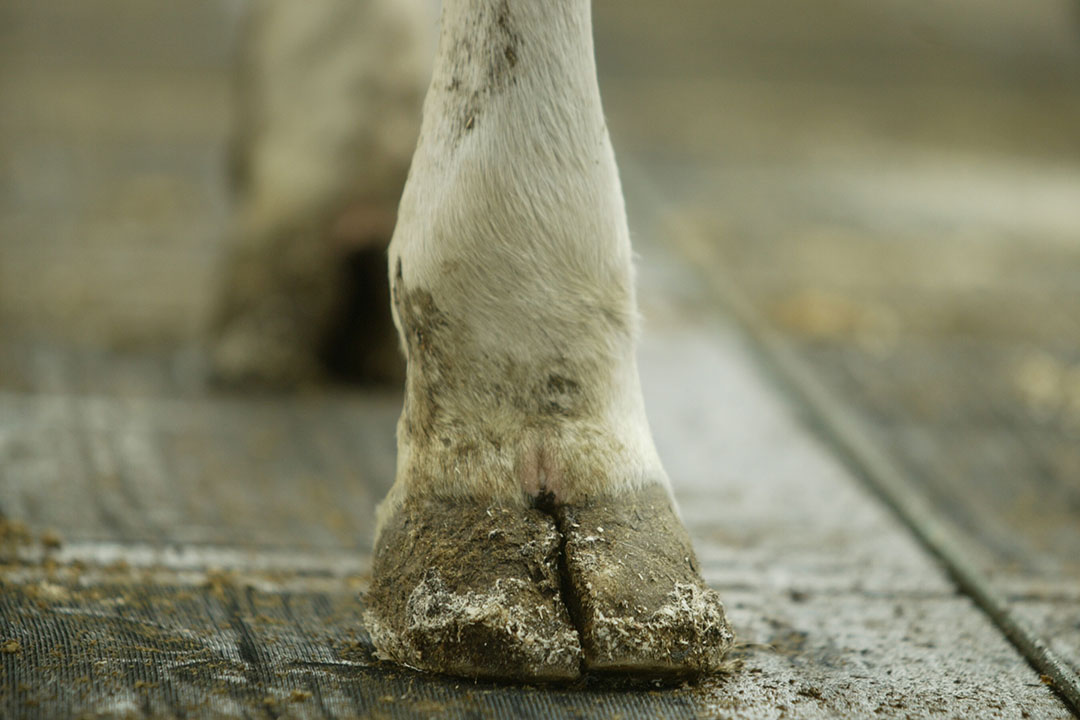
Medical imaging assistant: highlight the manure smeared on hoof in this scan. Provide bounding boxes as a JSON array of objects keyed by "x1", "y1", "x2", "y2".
[
  {"x1": 364, "y1": 498, "x2": 582, "y2": 682},
  {"x1": 556, "y1": 484, "x2": 734, "y2": 676},
  {"x1": 365, "y1": 486, "x2": 732, "y2": 682}
]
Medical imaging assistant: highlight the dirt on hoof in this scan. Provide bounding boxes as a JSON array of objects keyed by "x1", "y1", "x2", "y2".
[
  {"x1": 364, "y1": 498, "x2": 583, "y2": 682},
  {"x1": 556, "y1": 484, "x2": 735, "y2": 676}
]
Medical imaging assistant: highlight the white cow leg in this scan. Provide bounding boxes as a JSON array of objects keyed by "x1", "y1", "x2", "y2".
[{"x1": 364, "y1": 0, "x2": 733, "y2": 680}]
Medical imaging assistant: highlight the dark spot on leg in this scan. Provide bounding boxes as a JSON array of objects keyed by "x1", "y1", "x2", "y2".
[
  {"x1": 393, "y1": 277, "x2": 454, "y2": 442},
  {"x1": 483, "y1": 430, "x2": 502, "y2": 452},
  {"x1": 547, "y1": 374, "x2": 580, "y2": 395},
  {"x1": 542, "y1": 374, "x2": 581, "y2": 416},
  {"x1": 438, "y1": 0, "x2": 521, "y2": 142},
  {"x1": 495, "y1": 0, "x2": 512, "y2": 33}
]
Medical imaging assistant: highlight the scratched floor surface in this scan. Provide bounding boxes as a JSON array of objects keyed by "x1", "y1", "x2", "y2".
[
  {"x1": 1, "y1": 0, "x2": 1078, "y2": 718},
  {"x1": 594, "y1": 0, "x2": 1080, "y2": 704}
]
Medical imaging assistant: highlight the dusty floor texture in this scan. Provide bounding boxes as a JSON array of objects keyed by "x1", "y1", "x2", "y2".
[
  {"x1": 593, "y1": 0, "x2": 1080, "y2": 710},
  {"x1": 2, "y1": 0, "x2": 1079, "y2": 717},
  {"x1": 1, "y1": 322, "x2": 1074, "y2": 718}
]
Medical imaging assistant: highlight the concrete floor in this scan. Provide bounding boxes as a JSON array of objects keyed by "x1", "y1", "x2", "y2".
[
  {"x1": 1, "y1": 0, "x2": 1079, "y2": 717},
  {"x1": 592, "y1": 0, "x2": 1080, "y2": 704}
]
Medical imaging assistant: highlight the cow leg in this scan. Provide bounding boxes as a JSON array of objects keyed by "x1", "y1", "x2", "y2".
[
  {"x1": 209, "y1": 0, "x2": 433, "y2": 387},
  {"x1": 364, "y1": 0, "x2": 733, "y2": 681}
]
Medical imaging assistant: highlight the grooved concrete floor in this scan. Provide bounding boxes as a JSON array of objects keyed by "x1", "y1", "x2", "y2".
[{"x1": 2, "y1": 0, "x2": 1079, "y2": 717}]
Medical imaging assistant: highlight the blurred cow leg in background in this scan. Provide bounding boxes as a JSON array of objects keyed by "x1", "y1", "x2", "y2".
[{"x1": 210, "y1": 0, "x2": 435, "y2": 388}]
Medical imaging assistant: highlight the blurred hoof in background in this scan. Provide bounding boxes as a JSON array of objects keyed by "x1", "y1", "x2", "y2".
[{"x1": 207, "y1": 0, "x2": 435, "y2": 390}]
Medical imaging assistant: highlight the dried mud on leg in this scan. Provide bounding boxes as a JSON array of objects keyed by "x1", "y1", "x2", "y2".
[
  {"x1": 364, "y1": 497, "x2": 583, "y2": 682},
  {"x1": 556, "y1": 484, "x2": 734, "y2": 676}
]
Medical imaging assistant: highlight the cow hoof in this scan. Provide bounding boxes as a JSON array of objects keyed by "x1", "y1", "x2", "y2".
[
  {"x1": 364, "y1": 497, "x2": 582, "y2": 682},
  {"x1": 556, "y1": 484, "x2": 735, "y2": 676},
  {"x1": 209, "y1": 318, "x2": 325, "y2": 390}
]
